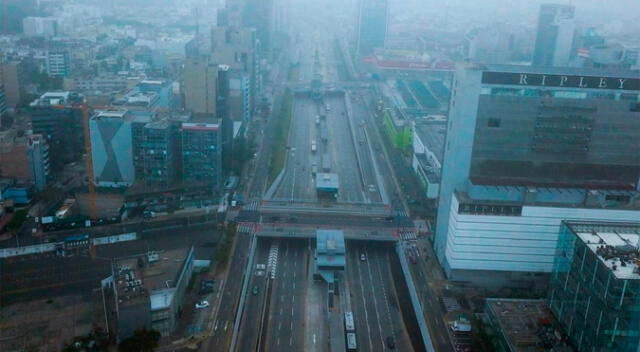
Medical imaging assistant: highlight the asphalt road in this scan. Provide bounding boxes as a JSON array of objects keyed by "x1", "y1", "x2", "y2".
[
  {"x1": 263, "y1": 239, "x2": 309, "y2": 352},
  {"x1": 403, "y1": 242, "x2": 454, "y2": 352},
  {"x1": 201, "y1": 232, "x2": 251, "y2": 351},
  {"x1": 346, "y1": 242, "x2": 414, "y2": 352},
  {"x1": 235, "y1": 238, "x2": 271, "y2": 351},
  {"x1": 272, "y1": 95, "x2": 320, "y2": 202}
]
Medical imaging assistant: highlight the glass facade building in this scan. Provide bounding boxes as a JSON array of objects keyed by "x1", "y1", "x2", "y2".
[{"x1": 549, "y1": 221, "x2": 640, "y2": 352}]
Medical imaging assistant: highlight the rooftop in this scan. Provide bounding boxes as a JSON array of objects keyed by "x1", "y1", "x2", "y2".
[
  {"x1": 485, "y1": 298, "x2": 573, "y2": 352},
  {"x1": 475, "y1": 63, "x2": 640, "y2": 80},
  {"x1": 114, "y1": 248, "x2": 189, "y2": 308},
  {"x1": 413, "y1": 116, "x2": 446, "y2": 163},
  {"x1": 315, "y1": 173, "x2": 340, "y2": 190},
  {"x1": 182, "y1": 122, "x2": 220, "y2": 131},
  {"x1": 92, "y1": 109, "x2": 131, "y2": 121},
  {"x1": 30, "y1": 91, "x2": 77, "y2": 107},
  {"x1": 316, "y1": 230, "x2": 346, "y2": 283},
  {"x1": 567, "y1": 221, "x2": 640, "y2": 280}
]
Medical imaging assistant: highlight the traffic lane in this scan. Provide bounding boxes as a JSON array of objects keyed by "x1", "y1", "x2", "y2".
[
  {"x1": 292, "y1": 98, "x2": 319, "y2": 201},
  {"x1": 235, "y1": 238, "x2": 271, "y2": 352},
  {"x1": 403, "y1": 244, "x2": 453, "y2": 352},
  {"x1": 265, "y1": 240, "x2": 308, "y2": 351},
  {"x1": 326, "y1": 95, "x2": 364, "y2": 203},
  {"x1": 202, "y1": 234, "x2": 250, "y2": 351},
  {"x1": 368, "y1": 245, "x2": 414, "y2": 352},
  {"x1": 347, "y1": 242, "x2": 386, "y2": 352}
]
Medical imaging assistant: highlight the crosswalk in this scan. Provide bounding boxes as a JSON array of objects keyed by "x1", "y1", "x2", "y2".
[
  {"x1": 400, "y1": 231, "x2": 417, "y2": 241},
  {"x1": 237, "y1": 223, "x2": 255, "y2": 234},
  {"x1": 245, "y1": 200, "x2": 260, "y2": 211},
  {"x1": 267, "y1": 243, "x2": 280, "y2": 280}
]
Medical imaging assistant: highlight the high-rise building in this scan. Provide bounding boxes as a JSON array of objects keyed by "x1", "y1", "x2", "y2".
[
  {"x1": 0, "y1": 61, "x2": 23, "y2": 109},
  {"x1": 46, "y1": 50, "x2": 71, "y2": 77},
  {"x1": 22, "y1": 17, "x2": 58, "y2": 37},
  {"x1": 0, "y1": 131, "x2": 50, "y2": 190},
  {"x1": 532, "y1": 4, "x2": 575, "y2": 67},
  {"x1": 549, "y1": 221, "x2": 640, "y2": 352},
  {"x1": 133, "y1": 119, "x2": 179, "y2": 189},
  {"x1": 356, "y1": 0, "x2": 388, "y2": 57},
  {"x1": 90, "y1": 110, "x2": 135, "y2": 188},
  {"x1": 183, "y1": 56, "x2": 218, "y2": 114},
  {"x1": 181, "y1": 119, "x2": 222, "y2": 191},
  {"x1": 0, "y1": 85, "x2": 6, "y2": 117},
  {"x1": 434, "y1": 64, "x2": 640, "y2": 285},
  {"x1": 242, "y1": 0, "x2": 273, "y2": 51},
  {"x1": 29, "y1": 92, "x2": 84, "y2": 173},
  {"x1": 210, "y1": 26, "x2": 260, "y2": 111}
]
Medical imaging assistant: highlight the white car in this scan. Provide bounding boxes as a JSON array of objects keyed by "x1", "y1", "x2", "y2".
[
  {"x1": 195, "y1": 300, "x2": 209, "y2": 309},
  {"x1": 360, "y1": 253, "x2": 366, "y2": 261}
]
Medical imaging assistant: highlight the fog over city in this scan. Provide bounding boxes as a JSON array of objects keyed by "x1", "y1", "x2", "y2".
[{"x1": 0, "y1": 0, "x2": 639, "y2": 352}]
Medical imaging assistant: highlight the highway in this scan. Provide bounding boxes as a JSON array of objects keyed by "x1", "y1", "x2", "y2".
[
  {"x1": 272, "y1": 95, "x2": 320, "y2": 202},
  {"x1": 346, "y1": 242, "x2": 414, "y2": 352},
  {"x1": 234, "y1": 238, "x2": 271, "y2": 352},
  {"x1": 263, "y1": 239, "x2": 309, "y2": 352},
  {"x1": 200, "y1": 230, "x2": 251, "y2": 351},
  {"x1": 402, "y1": 242, "x2": 455, "y2": 352}
]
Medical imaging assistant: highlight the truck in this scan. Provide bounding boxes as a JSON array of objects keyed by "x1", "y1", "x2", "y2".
[
  {"x1": 449, "y1": 320, "x2": 472, "y2": 332},
  {"x1": 322, "y1": 156, "x2": 331, "y2": 172},
  {"x1": 321, "y1": 127, "x2": 328, "y2": 142}
]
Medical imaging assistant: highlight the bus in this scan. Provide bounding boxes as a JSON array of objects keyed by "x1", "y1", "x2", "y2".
[
  {"x1": 346, "y1": 332, "x2": 357, "y2": 350},
  {"x1": 63, "y1": 234, "x2": 90, "y2": 249},
  {"x1": 345, "y1": 312, "x2": 355, "y2": 331}
]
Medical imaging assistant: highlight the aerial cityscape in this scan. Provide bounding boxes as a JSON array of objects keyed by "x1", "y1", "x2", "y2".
[{"x1": 0, "y1": 0, "x2": 639, "y2": 351}]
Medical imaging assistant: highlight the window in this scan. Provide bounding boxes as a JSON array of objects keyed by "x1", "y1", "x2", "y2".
[{"x1": 487, "y1": 118, "x2": 501, "y2": 127}]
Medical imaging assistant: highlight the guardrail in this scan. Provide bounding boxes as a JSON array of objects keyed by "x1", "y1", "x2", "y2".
[
  {"x1": 0, "y1": 232, "x2": 138, "y2": 258},
  {"x1": 395, "y1": 242, "x2": 436, "y2": 352}
]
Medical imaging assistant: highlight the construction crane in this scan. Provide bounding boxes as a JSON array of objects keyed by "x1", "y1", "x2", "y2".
[{"x1": 80, "y1": 102, "x2": 97, "y2": 221}]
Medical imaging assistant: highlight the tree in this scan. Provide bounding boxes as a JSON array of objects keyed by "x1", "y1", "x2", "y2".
[{"x1": 118, "y1": 329, "x2": 160, "y2": 352}]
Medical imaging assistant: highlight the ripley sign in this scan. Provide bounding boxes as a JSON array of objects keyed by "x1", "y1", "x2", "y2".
[{"x1": 482, "y1": 71, "x2": 640, "y2": 91}]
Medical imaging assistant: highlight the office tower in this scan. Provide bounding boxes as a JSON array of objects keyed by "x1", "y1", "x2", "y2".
[
  {"x1": 46, "y1": 50, "x2": 71, "y2": 77},
  {"x1": 183, "y1": 56, "x2": 219, "y2": 114},
  {"x1": 549, "y1": 221, "x2": 640, "y2": 352},
  {"x1": 181, "y1": 119, "x2": 222, "y2": 190},
  {"x1": 532, "y1": 4, "x2": 575, "y2": 67},
  {"x1": 0, "y1": 131, "x2": 50, "y2": 190},
  {"x1": 210, "y1": 26, "x2": 260, "y2": 111},
  {"x1": 22, "y1": 17, "x2": 58, "y2": 37},
  {"x1": 0, "y1": 61, "x2": 23, "y2": 108},
  {"x1": 0, "y1": 85, "x2": 6, "y2": 117},
  {"x1": 434, "y1": 64, "x2": 640, "y2": 285},
  {"x1": 90, "y1": 110, "x2": 135, "y2": 188},
  {"x1": 29, "y1": 92, "x2": 84, "y2": 173},
  {"x1": 133, "y1": 119, "x2": 179, "y2": 189},
  {"x1": 242, "y1": 0, "x2": 273, "y2": 51},
  {"x1": 356, "y1": 0, "x2": 388, "y2": 57}
]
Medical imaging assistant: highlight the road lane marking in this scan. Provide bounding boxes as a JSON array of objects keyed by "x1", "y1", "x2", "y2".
[
  {"x1": 291, "y1": 307, "x2": 294, "y2": 315},
  {"x1": 224, "y1": 321, "x2": 228, "y2": 331},
  {"x1": 289, "y1": 337, "x2": 293, "y2": 346},
  {"x1": 313, "y1": 334, "x2": 316, "y2": 344}
]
